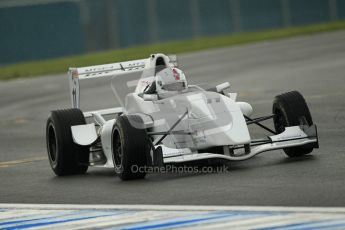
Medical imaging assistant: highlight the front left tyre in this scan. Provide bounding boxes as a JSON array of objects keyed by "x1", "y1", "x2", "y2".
[
  {"x1": 273, "y1": 91, "x2": 315, "y2": 157},
  {"x1": 46, "y1": 109, "x2": 89, "y2": 176}
]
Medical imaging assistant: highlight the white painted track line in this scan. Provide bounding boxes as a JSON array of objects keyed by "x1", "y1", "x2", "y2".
[{"x1": 1, "y1": 204, "x2": 345, "y2": 229}]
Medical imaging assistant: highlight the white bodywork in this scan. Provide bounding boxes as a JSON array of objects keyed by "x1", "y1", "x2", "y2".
[
  {"x1": 125, "y1": 91, "x2": 251, "y2": 149},
  {"x1": 68, "y1": 54, "x2": 318, "y2": 167}
]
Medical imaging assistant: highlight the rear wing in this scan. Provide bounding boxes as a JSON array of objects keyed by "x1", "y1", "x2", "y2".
[{"x1": 68, "y1": 54, "x2": 178, "y2": 109}]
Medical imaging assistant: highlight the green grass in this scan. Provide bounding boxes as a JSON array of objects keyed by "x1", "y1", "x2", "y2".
[{"x1": 1, "y1": 20, "x2": 345, "y2": 80}]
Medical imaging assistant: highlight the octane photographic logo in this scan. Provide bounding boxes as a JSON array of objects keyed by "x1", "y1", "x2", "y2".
[
  {"x1": 130, "y1": 164, "x2": 230, "y2": 174},
  {"x1": 113, "y1": 164, "x2": 230, "y2": 174}
]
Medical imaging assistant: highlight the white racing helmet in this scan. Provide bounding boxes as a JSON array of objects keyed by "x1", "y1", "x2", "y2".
[{"x1": 156, "y1": 67, "x2": 187, "y2": 94}]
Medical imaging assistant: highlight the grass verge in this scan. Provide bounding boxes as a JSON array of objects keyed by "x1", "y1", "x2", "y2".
[{"x1": 1, "y1": 20, "x2": 345, "y2": 80}]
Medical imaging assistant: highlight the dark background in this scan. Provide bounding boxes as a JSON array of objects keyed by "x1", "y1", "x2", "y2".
[{"x1": 1, "y1": 0, "x2": 345, "y2": 64}]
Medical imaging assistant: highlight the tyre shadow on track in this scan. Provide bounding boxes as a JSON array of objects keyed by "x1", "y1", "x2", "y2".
[
  {"x1": 275, "y1": 154, "x2": 316, "y2": 164},
  {"x1": 224, "y1": 154, "x2": 317, "y2": 171}
]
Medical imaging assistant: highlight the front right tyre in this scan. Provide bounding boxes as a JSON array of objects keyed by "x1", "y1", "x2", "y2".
[{"x1": 46, "y1": 109, "x2": 89, "y2": 176}]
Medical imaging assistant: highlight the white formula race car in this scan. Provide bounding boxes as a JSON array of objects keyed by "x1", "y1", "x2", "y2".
[{"x1": 46, "y1": 54, "x2": 319, "y2": 180}]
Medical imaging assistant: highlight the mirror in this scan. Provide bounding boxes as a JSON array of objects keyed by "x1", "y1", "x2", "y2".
[{"x1": 216, "y1": 82, "x2": 230, "y2": 93}]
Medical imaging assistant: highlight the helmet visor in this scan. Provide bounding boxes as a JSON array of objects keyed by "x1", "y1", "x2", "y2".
[{"x1": 162, "y1": 82, "x2": 185, "y2": 91}]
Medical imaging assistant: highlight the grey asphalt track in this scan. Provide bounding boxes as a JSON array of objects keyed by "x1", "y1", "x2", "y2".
[{"x1": 1, "y1": 31, "x2": 345, "y2": 206}]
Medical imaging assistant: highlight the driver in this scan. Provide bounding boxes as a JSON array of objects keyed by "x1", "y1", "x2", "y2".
[{"x1": 146, "y1": 67, "x2": 187, "y2": 98}]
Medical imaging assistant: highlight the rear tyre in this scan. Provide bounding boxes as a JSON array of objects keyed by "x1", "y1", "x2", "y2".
[
  {"x1": 112, "y1": 115, "x2": 149, "y2": 180},
  {"x1": 46, "y1": 109, "x2": 89, "y2": 176},
  {"x1": 273, "y1": 91, "x2": 314, "y2": 157}
]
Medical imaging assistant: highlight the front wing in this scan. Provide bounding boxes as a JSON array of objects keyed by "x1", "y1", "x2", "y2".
[{"x1": 163, "y1": 124, "x2": 318, "y2": 163}]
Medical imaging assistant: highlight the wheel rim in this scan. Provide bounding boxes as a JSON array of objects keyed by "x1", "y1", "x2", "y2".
[
  {"x1": 114, "y1": 137, "x2": 122, "y2": 165},
  {"x1": 47, "y1": 123, "x2": 58, "y2": 165},
  {"x1": 274, "y1": 108, "x2": 286, "y2": 134},
  {"x1": 112, "y1": 129, "x2": 123, "y2": 173}
]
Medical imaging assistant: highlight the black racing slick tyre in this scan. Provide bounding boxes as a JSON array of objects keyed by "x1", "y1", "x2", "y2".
[
  {"x1": 273, "y1": 91, "x2": 314, "y2": 157},
  {"x1": 112, "y1": 115, "x2": 149, "y2": 180},
  {"x1": 46, "y1": 109, "x2": 89, "y2": 176}
]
